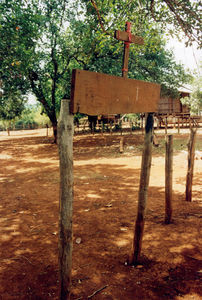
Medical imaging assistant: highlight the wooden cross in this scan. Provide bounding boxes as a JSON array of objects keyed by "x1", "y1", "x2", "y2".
[{"x1": 114, "y1": 22, "x2": 144, "y2": 78}]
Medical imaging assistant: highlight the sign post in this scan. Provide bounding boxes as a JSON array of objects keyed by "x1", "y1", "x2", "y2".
[{"x1": 68, "y1": 23, "x2": 160, "y2": 273}]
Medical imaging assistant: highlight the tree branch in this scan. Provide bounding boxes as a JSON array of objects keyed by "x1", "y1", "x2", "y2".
[{"x1": 90, "y1": 0, "x2": 112, "y2": 36}]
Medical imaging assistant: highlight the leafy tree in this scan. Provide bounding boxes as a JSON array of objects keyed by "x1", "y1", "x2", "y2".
[
  {"x1": 0, "y1": 0, "x2": 76, "y2": 142},
  {"x1": 0, "y1": 90, "x2": 26, "y2": 134},
  {"x1": 0, "y1": 0, "x2": 195, "y2": 142},
  {"x1": 181, "y1": 72, "x2": 202, "y2": 114},
  {"x1": 88, "y1": 0, "x2": 201, "y2": 47}
]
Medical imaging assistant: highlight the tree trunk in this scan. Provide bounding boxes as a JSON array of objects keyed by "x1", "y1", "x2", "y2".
[
  {"x1": 52, "y1": 121, "x2": 58, "y2": 143},
  {"x1": 58, "y1": 100, "x2": 74, "y2": 300},
  {"x1": 129, "y1": 113, "x2": 154, "y2": 265}
]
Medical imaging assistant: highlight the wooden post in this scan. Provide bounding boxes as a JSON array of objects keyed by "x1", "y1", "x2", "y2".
[
  {"x1": 110, "y1": 122, "x2": 112, "y2": 135},
  {"x1": 141, "y1": 114, "x2": 144, "y2": 135},
  {"x1": 173, "y1": 115, "x2": 176, "y2": 129},
  {"x1": 101, "y1": 121, "x2": 104, "y2": 135},
  {"x1": 165, "y1": 135, "x2": 173, "y2": 224},
  {"x1": 165, "y1": 116, "x2": 168, "y2": 135},
  {"x1": 178, "y1": 117, "x2": 180, "y2": 134},
  {"x1": 58, "y1": 99, "x2": 74, "y2": 300},
  {"x1": 129, "y1": 113, "x2": 154, "y2": 265},
  {"x1": 120, "y1": 136, "x2": 124, "y2": 153},
  {"x1": 186, "y1": 129, "x2": 197, "y2": 202}
]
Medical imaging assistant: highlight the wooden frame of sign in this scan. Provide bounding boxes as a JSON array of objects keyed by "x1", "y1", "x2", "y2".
[{"x1": 70, "y1": 69, "x2": 160, "y2": 115}]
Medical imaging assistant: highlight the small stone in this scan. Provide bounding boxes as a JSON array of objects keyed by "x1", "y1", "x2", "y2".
[
  {"x1": 136, "y1": 265, "x2": 143, "y2": 269},
  {"x1": 120, "y1": 227, "x2": 127, "y2": 231},
  {"x1": 105, "y1": 203, "x2": 112, "y2": 207},
  {"x1": 76, "y1": 237, "x2": 82, "y2": 244}
]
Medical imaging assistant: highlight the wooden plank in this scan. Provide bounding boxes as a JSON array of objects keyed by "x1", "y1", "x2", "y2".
[
  {"x1": 114, "y1": 30, "x2": 144, "y2": 45},
  {"x1": 70, "y1": 69, "x2": 160, "y2": 115}
]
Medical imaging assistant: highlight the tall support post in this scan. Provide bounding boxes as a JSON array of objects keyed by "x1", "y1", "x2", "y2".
[
  {"x1": 129, "y1": 113, "x2": 154, "y2": 265},
  {"x1": 58, "y1": 100, "x2": 74, "y2": 300},
  {"x1": 186, "y1": 129, "x2": 197, "y2": 202},
  {"x1": 165, "y1": 135, "x2": 173, "y2": 224}
]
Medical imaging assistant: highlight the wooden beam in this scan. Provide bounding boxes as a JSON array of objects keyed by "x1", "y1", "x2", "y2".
[
  {"x1": 70, "y1": 69, "x2": 160, "y2": 115},
  {"x1": 114, "y1": 30, "x2": 144, "y2": 45}
]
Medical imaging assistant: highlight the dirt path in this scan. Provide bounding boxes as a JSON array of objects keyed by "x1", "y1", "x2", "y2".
[{"x1": 0, "y1": 129, "x2": 201, "y2": 299}]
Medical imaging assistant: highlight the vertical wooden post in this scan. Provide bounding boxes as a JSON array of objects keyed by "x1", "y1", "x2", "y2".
[
  {"x1": 110, "y1": 122, "x2": 112, "y2": 135},
  {"x1": 120, "y1": 120, "x2": 123, "y2": 135},
  {"x1": 120, "y1": 136, "x2": 124, "y2": 153},
  {"x1": 178, "y1": 117, "x2": 180, "y2": 134},
  {"x1": 141, "y1": 114, "x2": 144, "y2": 135},
  {"x1": 165, "y1": 116, "x2": 168, "y2": 135},
  {"x1": 129, "y1": 113, "x2": 154, "y2": 265},
  {"x1": 58, "y1": 100, "x2": 74, "y2": 300},
  {"x1": 101, "y1": 121, "x2": 104, "y2": 135},
  {"x1": 186, "y1": 129, "x2": 197, "y2": 202},
  {"x1": 165, "y1": 135, "x2": 173, "y2": 224}
]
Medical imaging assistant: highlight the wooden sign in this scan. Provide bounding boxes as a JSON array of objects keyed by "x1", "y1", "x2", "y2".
[{"x1": 70, "y1": 69, "x2": 160, "y2": 115}]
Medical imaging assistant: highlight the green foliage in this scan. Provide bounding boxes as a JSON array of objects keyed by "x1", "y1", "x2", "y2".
[
  {"x1": 180, "y1": 73, "x2": 202, "y2": 114},
  {"x1": 86, "y1": 0, "x2": 201, "y2": 47},
  {"x1": 0, "y1": 0, "x2": 195, "y2": 142},
  {"x1": 0, "y1": 90, "x2": 26, "y2": 121},
  {"x1": 16, "y1": 104, "x2": 50, "y2": 128}
]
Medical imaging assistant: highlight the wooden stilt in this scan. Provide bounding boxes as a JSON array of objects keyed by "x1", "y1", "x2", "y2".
[
  {"x1": 58, "y1": 100, "x2": 74, "y2": 300},
  {"x1": 165, "y1": 135, "x2": 173, "y2": 224},
  {"x1": 178, "y1": 117, "x2": 180, "y2": 134},
  {"x1": 129, "y1": 113, "x2": 154, "y2": 265},
  {"x1": 120, "y1": 136, "x2": 124, "y2": 153},
  {"x1": 165, "y1": 116, "x2": 168, "y2": 135}
]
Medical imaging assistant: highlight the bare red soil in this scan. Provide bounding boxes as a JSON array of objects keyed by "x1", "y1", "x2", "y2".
[{"x1": 0, "y1": 128, "x2": 201, "y2": 300}]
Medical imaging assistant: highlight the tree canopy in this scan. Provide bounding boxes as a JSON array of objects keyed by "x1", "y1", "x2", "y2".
[{"x1": 0, "y1": 0, "x2": 199, "y2": 141}]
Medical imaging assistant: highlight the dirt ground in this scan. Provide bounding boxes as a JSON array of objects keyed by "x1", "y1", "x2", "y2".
[{"x1": 0, "y1": 128, "x2": 201, "y2": 300}]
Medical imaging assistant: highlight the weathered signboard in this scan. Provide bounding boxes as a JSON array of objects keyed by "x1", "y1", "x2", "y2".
[{"x1": 70, "y1": 69, "x2": 160, "y2": 115}]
